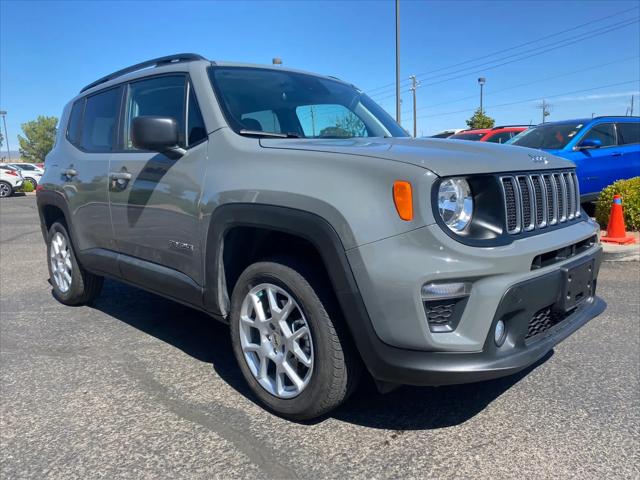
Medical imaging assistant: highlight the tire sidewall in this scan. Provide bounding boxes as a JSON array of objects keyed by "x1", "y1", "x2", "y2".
[
  {"x1": 47, "y1": 222, "x2": 83, "y2": 304},
  {"x1": 230, "y1": 263, "x2": 339, "y2": 418},
  {"x1": 0, "y1": 181, "x2": 12, "y2": 198}
]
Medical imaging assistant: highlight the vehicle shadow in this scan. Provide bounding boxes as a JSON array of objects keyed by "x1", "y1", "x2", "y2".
[{"x1": 87, "y1": 279, "x2": 552, "y2": 430}]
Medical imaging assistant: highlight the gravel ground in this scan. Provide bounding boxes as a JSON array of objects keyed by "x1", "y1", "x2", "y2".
[{"x1": 1, "y1": 195, "x2": 639, "y2": 479}]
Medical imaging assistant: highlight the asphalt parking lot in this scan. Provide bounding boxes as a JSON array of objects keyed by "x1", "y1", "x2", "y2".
[{"x1": 1, "y1": 194, "x2": 639, "y2": 479}]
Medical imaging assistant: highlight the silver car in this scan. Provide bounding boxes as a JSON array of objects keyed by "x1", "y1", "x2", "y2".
[{"x1": 36, "y1": 54, "x2": 604, "y2": 419}]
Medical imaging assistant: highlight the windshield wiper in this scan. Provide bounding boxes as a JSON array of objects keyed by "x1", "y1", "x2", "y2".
[{"x1": 239, "y1": 129, "x2": 301, "y2": 138}]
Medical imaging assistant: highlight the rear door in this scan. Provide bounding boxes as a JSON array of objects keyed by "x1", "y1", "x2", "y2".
[
  {"x1": 108, "y1": 74, "x2": 209, "y2": 292},
  {"x1": 615, "y1": 121, "x2": 640, "y2": 181}
]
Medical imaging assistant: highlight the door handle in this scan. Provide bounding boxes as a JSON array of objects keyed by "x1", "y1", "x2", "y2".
[
  {"x1": 62, "y1": 168, "x2": 78, "y2": 178},
  {"x1": 110, "y1": 172, "x2": 132, "y2": 180}
]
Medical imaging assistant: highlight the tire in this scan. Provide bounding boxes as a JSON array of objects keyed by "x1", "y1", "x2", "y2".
[
  {"x1": 47, "y1": 221, "x2": 103, "y2": 305},
  {"x1": 0, "y1": 181, "x2": 12, "y2": 198},
  {"x1": 229, "y1": 259, "x2": 361, "y2": 420}
]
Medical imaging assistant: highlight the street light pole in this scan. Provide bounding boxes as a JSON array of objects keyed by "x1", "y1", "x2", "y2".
[
  {"x1": 395, "y1": 0, "x2": 401, "y2": 125},
  {"x1": 409, "y1": 75, "x2": 420, "y2": 138},
  {"x1": 0, "y1": 111, "x2": 10, "y2": 160},
  {"x1": 477, "y1": 77, "x2": 486, "y2": 113}
]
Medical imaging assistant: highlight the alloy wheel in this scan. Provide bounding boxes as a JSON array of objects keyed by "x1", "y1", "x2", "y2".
[
  {"x1": 239, "y1": 283, "x2": 314, "y2": 399},
  {"x1": 50, "y1": 232, "x2": 72, "y2": 293},
  {"x1": 0, "y1": 183, "x2": 10, "y2": 197}
]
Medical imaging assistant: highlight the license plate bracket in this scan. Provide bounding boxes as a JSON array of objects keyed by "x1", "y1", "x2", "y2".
[{"x1": 559, "y1": 258, "x2": 595, "y2": 312}]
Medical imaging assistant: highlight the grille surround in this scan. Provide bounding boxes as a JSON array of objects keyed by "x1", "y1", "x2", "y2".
[{"x1": 500, "y1": 170, "x2": 580, "y2": 235}]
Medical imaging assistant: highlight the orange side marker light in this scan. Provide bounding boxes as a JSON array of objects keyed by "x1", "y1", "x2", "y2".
[{"x1": 393, "y1": 180, "x2": 413, "y2": 221}]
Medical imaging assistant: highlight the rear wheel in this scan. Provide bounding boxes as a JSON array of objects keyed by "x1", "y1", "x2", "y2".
[
  {"x1": 47, "y1": 221, "x2": 103, "y2": 305},
  {"x1": 229, "y1": 259, "x2": 360, "y2": 420},
  {"x1": 0, "y1": 181, "x2": 12, "y2": 198}
]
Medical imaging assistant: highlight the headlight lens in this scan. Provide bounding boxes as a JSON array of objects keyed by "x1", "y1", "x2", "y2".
[{"x1": 438, "y1": 178, "x2": 473, "y2": 232}]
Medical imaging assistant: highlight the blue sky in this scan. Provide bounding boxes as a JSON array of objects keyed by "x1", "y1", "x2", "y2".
[{"x1": 1, "y1": 0, "x2": 638, "y2": 148}]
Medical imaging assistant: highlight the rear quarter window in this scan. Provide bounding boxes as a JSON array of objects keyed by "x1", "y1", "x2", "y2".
[{"x1": 66, "y1": 99, "x2": 85, "y2": 147}]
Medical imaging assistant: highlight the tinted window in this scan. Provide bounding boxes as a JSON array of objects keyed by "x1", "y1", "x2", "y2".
[
  {"x1": 581, "y1": 123, "x2": 616, "y2": 147},
  {"x1": 617, "y1": 122, "x2": 640, "y2": 145},
  {"x1": 449, "y1": 132, "x2": 485, "y2": 141},
  {"x1": 209, "y1": 67, "x2": 407, "y2": 138},
  {"x1": 81, "y1": 88, "x2": 121, "y2": 152},
  {"x1": 296, "y1": 104, "x2": 368, "y2": 138},
  {"x1": 125, "y1": 75, "x2": 186, "y2": 149},
  {"x1": 66, "y1": 99, "x2": 84, "y2": 146},
  {"x1": 511, "y1": 123, "x2": 584, "y2": 149},
  {"x1": 187, "y1": 86, "x2": 207, "y2": 146},
  {"x1": 485, "y1": 131, "x2": 513, "y2": 144}
]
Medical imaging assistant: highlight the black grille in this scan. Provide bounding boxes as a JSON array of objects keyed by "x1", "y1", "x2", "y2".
[
  {"x1": 517, "y1": 177, "x2": 532, "y2": 230},
  {"x1": 526, "y1": 306, "x2": 572, "y2": 340},
  {"x1": 501, "y1": 170, "x2": 580, "y2": 235},
  {"x1": 501, "y1": 178, "x2": 518, "y2": 232},
  {"x1": 426, "y1": 303, "x2": 455, "y2": 325}
]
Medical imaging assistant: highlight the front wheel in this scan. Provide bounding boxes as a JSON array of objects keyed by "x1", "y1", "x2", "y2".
[
  {"x1": 0, "y1": 181, "x2": 12, "y2": 198},
  {"x1": 229, "y1": 259, "x2": 361, "y2": 420}
]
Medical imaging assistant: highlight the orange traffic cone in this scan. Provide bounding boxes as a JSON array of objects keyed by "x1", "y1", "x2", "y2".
[{"x1": 600, "y1": 194, "x2": 636, "y2": 245}]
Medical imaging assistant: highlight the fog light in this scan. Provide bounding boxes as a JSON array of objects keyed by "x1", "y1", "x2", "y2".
[
  {"x1": 495, "y1": 320, "x2": 506, "y2": 346},
  {"x1": 421, "y1": 282, "x2": 472, "y2": 300}
]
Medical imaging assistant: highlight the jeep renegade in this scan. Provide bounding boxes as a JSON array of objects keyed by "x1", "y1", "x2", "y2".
[{"x1": 37, "y1": 54, "x2": 605, "y2": 420}]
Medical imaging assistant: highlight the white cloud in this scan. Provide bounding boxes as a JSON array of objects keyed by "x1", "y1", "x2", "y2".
[{"x1": 554, "y1": 90, "x2": 640, "y2": 103}]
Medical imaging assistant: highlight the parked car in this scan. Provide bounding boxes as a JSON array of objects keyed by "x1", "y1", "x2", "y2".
[
  {"x1": 449, "y1": 125, "x2": 528, "y2": 143},
  {"x1": 37, "y1": 53, "x2": 604, "y2": 420},
  {"x1": 8, "y1": 163, "x2": 44, "y2": 189},
  {"x1": 509, "y1": 117, "x2": 640, "y2": 201},
  {"x1": 0, "y1": 164, "x2": 24, "y2": 197},
  {"x1": 428, "y1": 129, "x2": 463, "y2": 138}
]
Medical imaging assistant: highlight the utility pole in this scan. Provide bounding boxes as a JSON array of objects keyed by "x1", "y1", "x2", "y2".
[
  {"x1": 409, "y1": 75, "x2": 421, "y2": 137},
  {"x1": 310, "y1": 105, "x2": 317, "y2": 137},
  {"x1": 478, "y1": 77, "x2": 486, "y2": 113},
  {"x1": 395, "y1": 0, "x2": 401, "y2": 125},
  {"x1": 0, "y1": 111, "x2": 10, "y2": 159},
  {"x1": 538, "y1": 100, "x2": 551, "y2": 123},
  {"x1": 631, "y1": 95, "x2": 635, "y2": 116}
]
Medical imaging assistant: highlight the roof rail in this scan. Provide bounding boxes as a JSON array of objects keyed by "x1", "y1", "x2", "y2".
[
  {"x1": 80, "y1": 53, "x2": 207, "y2": 93},
  {"x1": 491, "y1": 124, "x2": 531, "y2": 129}
]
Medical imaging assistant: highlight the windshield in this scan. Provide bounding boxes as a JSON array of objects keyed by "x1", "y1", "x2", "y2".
[
  {"x1": 209, "y1": 67, "x2": 408, "y2": 138},
  {"x1": 449, "y1": 132, "x2": 485, "y2": 141},
  {"x1": 510, "y1": 123, "x2": 584, "y2": 149}
]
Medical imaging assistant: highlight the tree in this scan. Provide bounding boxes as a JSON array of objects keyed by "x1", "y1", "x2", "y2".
[
  {"x1": 335, "y1": 112, "x2": 367, "y2": 137},
  {"x1": 0, "y1": 130, "x2": 4, "y2": 148},
  {"x1": 465, "y1": 108, "x2": 495, "y2": 129},
  {"x1": 18, "y1": 116, "x2": 58, "y2": 162}
]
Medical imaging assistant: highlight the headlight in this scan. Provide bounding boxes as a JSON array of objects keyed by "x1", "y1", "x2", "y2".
[{"x1": 438, "y1": 178, "x2": 473, "y2": 232}]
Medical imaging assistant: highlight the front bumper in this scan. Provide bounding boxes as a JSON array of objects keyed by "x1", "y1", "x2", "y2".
[{"x1": 359, "y1": 247, "x2": 604, "y2": 386}]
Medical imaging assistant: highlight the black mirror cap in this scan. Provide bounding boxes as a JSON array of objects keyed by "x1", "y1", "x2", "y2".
[{"x1": 131, "y1": 116, "x2": 180, "y2": 152}]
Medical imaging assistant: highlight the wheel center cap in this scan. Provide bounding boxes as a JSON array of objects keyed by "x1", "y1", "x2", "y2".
[{"x1": 271, "y1": 331, "x2": 282, "y2": 349}]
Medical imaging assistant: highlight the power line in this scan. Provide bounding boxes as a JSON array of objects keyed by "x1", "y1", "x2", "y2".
[
  {"x1": 370, "y1": 15, "x2": 638, "y2": 100},
  {"x1": 365, "y1": 5, "x2": 639, "y2": 95},
  {"x1": 413, "y1": 79, "x2": 640, "y2": 120},
  {"x1": 401, "y1": 55, "x2": 640, "y2": 116}
]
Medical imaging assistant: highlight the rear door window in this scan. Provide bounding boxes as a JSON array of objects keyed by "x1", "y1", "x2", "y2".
[
  {"x1": 616, "y1": 122, "x2": 640, "y2": 145},
  {"x1": 81, "y1": 87, "x2": 122, "y2": 152}
]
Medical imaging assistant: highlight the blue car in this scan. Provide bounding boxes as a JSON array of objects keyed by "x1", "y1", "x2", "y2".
[{"x1": 510, "y1": 116, "x2": 640, "y2": 201}]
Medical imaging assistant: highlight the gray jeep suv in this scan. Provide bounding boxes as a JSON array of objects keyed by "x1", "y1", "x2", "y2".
[{"x1": 37, "y1": 53, "x2": 605, "y2": 420}]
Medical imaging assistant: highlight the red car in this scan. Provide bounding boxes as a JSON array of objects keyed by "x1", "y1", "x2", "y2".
[{"x1": 449, "y1": 125, "x2": 528, "y2": 143}]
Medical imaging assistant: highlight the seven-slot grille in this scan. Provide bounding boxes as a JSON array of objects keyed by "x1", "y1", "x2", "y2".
[{"x1": 500, "y1": 170, "x2": 580, "y2": 235}]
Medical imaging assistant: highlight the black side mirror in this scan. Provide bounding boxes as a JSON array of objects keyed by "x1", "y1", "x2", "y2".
[{"x1": 131, "y1": 116, "x2": 182, "y2": 155}]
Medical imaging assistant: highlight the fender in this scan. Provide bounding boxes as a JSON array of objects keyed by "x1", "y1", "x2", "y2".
[
  {"x1": 203, "y1": 203, "x2": 386, "y2": 369},
  {"x1": 36, "y1": 190, "x2": 77, "y2": 245}
]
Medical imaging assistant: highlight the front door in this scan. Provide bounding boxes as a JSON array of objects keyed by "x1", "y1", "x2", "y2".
[
  {"x1": 107, "y1": 74, "x2": 209, "y2": 296},
  {"x1": 572, "y1": 122, "x2": 619, "y2": 197}
]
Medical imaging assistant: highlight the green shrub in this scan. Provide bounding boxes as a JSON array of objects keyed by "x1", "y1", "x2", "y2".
[
  {"x1": 595, "y1": 177, "x2": 640, "y2": 231},
  {"x1": 18, "y1": 181, "x2": 35, "y2": 193}
]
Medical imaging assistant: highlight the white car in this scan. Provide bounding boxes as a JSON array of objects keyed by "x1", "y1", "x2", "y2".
[
  {"x1": 0, "y1": 164, "x2": 24, "y2": 198},
  {"x1": 8, "y1": 163, "x2": 43, "y2": 189}
]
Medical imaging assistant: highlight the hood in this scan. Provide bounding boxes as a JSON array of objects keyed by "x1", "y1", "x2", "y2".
[{"x1": 260, "y1": 137, "x2": 575, "y2": 176}]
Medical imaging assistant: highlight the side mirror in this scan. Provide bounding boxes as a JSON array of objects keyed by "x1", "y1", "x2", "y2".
[
  {"x1": 131, "y1": 116, "x2": 182, "y2": 154},
  {"x1": 578, "y1": 138, "x2": 602, "y2": 150}
]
